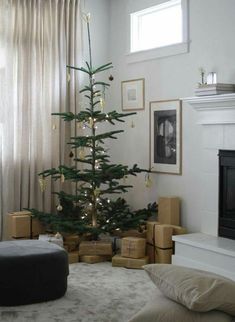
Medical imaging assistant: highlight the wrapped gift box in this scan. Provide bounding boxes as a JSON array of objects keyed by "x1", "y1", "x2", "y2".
[
  {"x1": 7, "y1": 211, "x2": 45, "y2": 238},
  {"x1": 121, "y1": 237, "x2": 146, "y2": 259},
  {"x1": 147, "y1": 244, "x2": 173, "y2": 264},
  {"x1": 68, "y1": 251, "x2": 79, "y2": 264},
  {"x1": 154, "y1": 225, "x2": 174, "y2": 248},
  {"x1": 155, "y1": 246, "x2": 173, "y2": 264},
  {"x1": 115, "y1": 229, "x2": 146, "y2": 239},
  {"x1": 112, "y1": 254, "x2": 149, "y2": 269},
  {"x1": 147, "y1": 222, "x2": 187, "y2": 248},
  {"x1": 79, "y1": 241, "x2": 113, "y2": 256},
  {"x1": 155, "y1": 224, "x2": 187, "y2": 248},
  {"x1": 158, "y1": 197, "x2": 180, "y2": 225},
  {"x1": 146, "y1": 221, "x2": 160, "y2": 245},
  {"x1": 80, "y1": 255, "x2": 111, "y2": 264},
  {"x1": 171, "y1": 225, "x2": 187, "y2": 236},
  {"x1": 63, "y1": 234, "x2": 80, "y2": 252}
]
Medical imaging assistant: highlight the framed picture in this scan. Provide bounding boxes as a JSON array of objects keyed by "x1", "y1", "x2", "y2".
[
  {"x1": 150, "y1": 99, "x2": 182, "y2": 174},
  {"x1": 121, "y1": 78, "x2": 145, "y2": 111}
]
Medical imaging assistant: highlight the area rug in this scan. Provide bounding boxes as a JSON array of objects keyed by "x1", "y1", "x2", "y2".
[{"x1": 0, "y1": 262, "x2": 156, "y2": 322}]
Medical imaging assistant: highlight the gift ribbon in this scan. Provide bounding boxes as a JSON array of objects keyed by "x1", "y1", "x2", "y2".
[
  {"x1": 152, "y1": 223, "x2": 158, "y2": 262},
  {"x1": 126, "y1": 241, "x2": 135, "y2": 256}
]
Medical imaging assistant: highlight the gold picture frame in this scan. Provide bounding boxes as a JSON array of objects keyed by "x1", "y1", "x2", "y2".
[
  {"x1": 121, "y1": 78, "x2": 145, "y2": 111},
  {"x1": 150, "y1": 99, "x2": 182, "y2": 174}
]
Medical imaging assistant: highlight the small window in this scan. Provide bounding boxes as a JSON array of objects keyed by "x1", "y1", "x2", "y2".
[{"x1": 130, "y1": 0, "x2": 188, "y2": 57}]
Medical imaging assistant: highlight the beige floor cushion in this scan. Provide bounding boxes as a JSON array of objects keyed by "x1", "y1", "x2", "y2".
[
  {"x1": 128, "y1": 288, "x2": 233, "y2": 322},
  {"x1": 144, "y1": 264, "x2": 235, "y2": 316}
]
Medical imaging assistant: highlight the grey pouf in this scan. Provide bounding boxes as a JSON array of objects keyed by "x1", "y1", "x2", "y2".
[{"x1": 0, "y1": 240, "x2": 69, "y2": 306}]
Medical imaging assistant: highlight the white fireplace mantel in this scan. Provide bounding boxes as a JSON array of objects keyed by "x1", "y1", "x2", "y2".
[
  {"x1": 183, "y1": 93, "x2": 235, "y2": 125},
  {"x1": 173, "y1": 93, "x2": 235, "y2": 279}
]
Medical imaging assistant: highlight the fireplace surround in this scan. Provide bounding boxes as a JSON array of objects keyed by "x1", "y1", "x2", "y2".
[
  {"x1": 185, "y1": 93, "x2": 235, "y2": 237},
  {"x1": 172, "y1": 94, "x2": 235, "y2": 281}
]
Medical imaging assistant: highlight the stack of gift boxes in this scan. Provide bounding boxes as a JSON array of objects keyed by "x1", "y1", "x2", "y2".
[
  {"x1": 6, "y1": 196, "x2": 186, "y2": 267},
  {"x1": 6, "y1": 211, "x2": 45, "y2": 239},
  {"x1": 112, "y1": 237, "x2": 149, "y2": 269},
  {"x1": 146, "y1": 197, "x2": 187, "y2": 264},
  {"x1": 6, "y1": 211, "x2": 80, "y2": 264},
  {"x1": 112, "y1": 196, "x2": 187, "y2": 268},
  {"x1": 6, "y1": 210, "x2": 113, "y2": 264},
  {"x1": 79, "y1": 241, "x2": 113, "y2": 264}
]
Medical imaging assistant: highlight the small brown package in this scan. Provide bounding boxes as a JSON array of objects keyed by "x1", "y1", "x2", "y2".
[
  {"x1": 80, "y1": 255, "x2": 111, "y2": 264},
  {"x1": 121, "y1": 237, "x2": 146, "y2": 259},
  {"x1": 158, "y1": 197, "x2": 180, "y2": 225},
  {"x1": 79, "y1": 241, "x2": 113, "y2": 256},
  {"x1": 112, "y1": 254, "x2": 149, "y2": 269}
]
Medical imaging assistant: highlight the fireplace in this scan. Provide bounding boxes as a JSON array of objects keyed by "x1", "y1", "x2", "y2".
[
  {"x1": 219, "y1": 150, "x2": 235, "y2": 240},
  {"x1": 184, "y1": 93, "x2": 235, "y2": 237}
]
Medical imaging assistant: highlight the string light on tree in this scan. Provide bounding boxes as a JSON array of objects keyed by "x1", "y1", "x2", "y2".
[{"x1": 39, "y1": 177, "x2": 47, "y2": 192}]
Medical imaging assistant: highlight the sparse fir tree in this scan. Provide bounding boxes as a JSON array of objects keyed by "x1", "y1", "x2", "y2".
[{"x1": 29, "y1": 14, "x2": 156, "y2": 239}]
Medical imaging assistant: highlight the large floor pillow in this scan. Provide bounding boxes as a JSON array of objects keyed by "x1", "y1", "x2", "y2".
[
  {"x1": 128, "y1": 288, "x2": 233, "y2": 322},
  {"x1": 144, "y1": 264, "x2": 235, "y2": 316}
]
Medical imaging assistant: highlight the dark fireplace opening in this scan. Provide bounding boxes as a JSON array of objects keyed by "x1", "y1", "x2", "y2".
[{"x1": 219, "y1": 150, "x2": 235, "y2": 240}]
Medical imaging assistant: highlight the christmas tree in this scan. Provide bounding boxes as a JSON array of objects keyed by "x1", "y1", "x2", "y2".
[{"x1": 29, "y1": 14, "x2": 155, "y2": 239}]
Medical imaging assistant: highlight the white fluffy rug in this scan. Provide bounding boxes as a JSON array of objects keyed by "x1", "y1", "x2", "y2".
[{"x1": 0, "y1": 262, "x2": 156, "y2": 322}]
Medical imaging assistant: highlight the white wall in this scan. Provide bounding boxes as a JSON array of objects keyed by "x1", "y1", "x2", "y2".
[
  {"x1": 105, "y1": 0, "x2": 235, "y2": 232},
  {"x1": 83, "y1": 0, "x2": 110, "y2": 67}
]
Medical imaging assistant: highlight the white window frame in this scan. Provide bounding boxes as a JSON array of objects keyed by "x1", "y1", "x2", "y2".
[{"x1": 126, "y1": 0, "x2": 189, "y2": 64}]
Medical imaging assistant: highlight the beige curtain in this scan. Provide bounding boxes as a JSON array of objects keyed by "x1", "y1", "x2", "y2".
[{"x1": 0, "y1": 0, "x2": 82, "y2": 239}]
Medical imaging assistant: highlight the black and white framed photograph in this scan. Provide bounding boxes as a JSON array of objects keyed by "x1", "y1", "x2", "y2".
[
  {"x1": 150, "y1": 99, "x2": 182, "y2": 174},
  {"x1": 121, "y1": 78, "x2": 145, "y2": 111}
]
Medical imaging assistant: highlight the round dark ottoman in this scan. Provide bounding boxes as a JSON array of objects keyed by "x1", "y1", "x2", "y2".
[{"x1": 0, "y1": 240, "x2": 69, "y2": 306}]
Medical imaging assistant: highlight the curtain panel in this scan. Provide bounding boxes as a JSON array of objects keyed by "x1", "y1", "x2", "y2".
[{"x1": 0, "y1": 0, "x2": 82, "y2": 239}]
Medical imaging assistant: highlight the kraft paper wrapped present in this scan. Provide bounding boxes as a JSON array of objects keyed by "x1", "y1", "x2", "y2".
[
  {"x1": 7, "y1": 211, "x2": 45, "y2": 238},
  {"x1": 68, "y1": 251, "x2": 79, "y2": 264},
  {"x1": 121, "y1": 237, "x2": 146, "y2": 259},
  {"x1": 112, "y1": 254, "x2": 149, "y2": 269},
  {"x1": 147, "y1": 244, "x2": 173, "y2": 264},
  {"x1": 158, "y1": 197, "x2": 180, "y2": 225},
  {"x1": 115, "y1": 229, "x2": 146, "y2": 239},
  {"x1": 146, "y1": 221, "x2": 160, "y2": 245},
  {"x1": 63, "y1": 234, "x2": 80, "y2": 252},
  {"x1": 154, "y1": 225, "x2": 174, "y2": 248},
  {"x1": 79, "y1": 241, "x2": 113, "y2": 256},
  {"x1": 147, "y1": 221, "x2": 187, "y2": 248},
  {"x1": 155, "y1": 224, "x2": 187, "y2": 248},
  {"x1": 80, "y1": 255, "x2": 111, "y2": 264}
]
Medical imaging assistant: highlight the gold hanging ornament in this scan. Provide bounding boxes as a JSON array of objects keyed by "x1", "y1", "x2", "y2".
[
  {"x1": 77, "y1": 121, "x2": 83, "y2": 130},
  {"x1": 52, "y1": 124, "x2": 56, "y2": 130},
  {"x1": 100, "y1": 97, "x2": 105, "y2": 110},
  {"x1": 57, "y1": 204, "x2": 63, "y2": 211},
  {"x1": 145, "y1": 173, "x2": 153, "y2": 188},
  {"x1": 83, "y1": 12, "x2": 91, "y2": 23},
  {"x1": 61, "y1": 173, "x2": 65, "y2": 183},
  {"x1": 78, "y1": 148, "x2": 85, "y2": 160},
  {"x1": 39, "y1": 177, "x2": 47, "y2": 192},
  {"x1": 94, "y1": 188, "x2": 101, "y2": 197}
]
